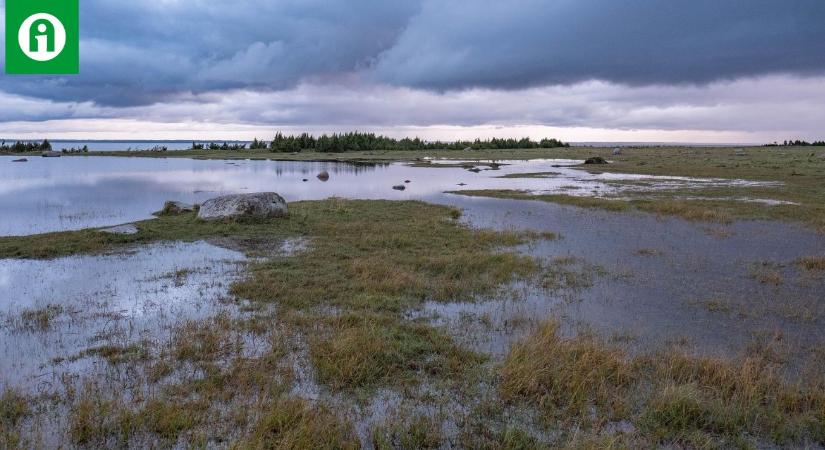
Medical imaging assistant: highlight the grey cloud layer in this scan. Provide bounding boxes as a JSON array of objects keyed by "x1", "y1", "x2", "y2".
[{"x1": 2, "y1": 0, "x2": 825, "y2": 107}]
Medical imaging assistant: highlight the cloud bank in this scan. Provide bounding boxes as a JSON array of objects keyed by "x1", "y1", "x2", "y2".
[{"x1": 1, "y1": 0, "x2": 824, "y2": 141}]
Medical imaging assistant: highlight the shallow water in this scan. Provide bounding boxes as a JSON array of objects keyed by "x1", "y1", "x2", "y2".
[
  {"x1": 0, "y1": 155, "x2": 777, "y2": 236},
  {"x1": 431, "y1": 195, "x2": 825, "y2": 364},
  {"x1": 0, "y1": 241, "x2": 246, "y2": 392}
]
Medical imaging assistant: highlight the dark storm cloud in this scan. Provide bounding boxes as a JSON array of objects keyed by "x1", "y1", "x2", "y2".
[
  {"x1": 1, "y1": 0, "x2": 824, "y2": 107},
  {"x1": 1, "y1": 0, "x2": 422, "y2": 105},
  {"x1": 373, "y1": 0, "x2": 825, "y2": 89}
]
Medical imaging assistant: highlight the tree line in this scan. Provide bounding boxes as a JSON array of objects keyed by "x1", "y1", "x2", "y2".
[
  {"x1": 264, "y1": 132, "x2": 569, "y2": 153},
  {"x1": 766, "y1": 140, "x2": 825, "y2": 147},
  {"x1": 0, "y1": 140, "x2": 52, "y2": 153},
  {"x1": 190, "y1": 133, "x2": 569, "y2": 153}
]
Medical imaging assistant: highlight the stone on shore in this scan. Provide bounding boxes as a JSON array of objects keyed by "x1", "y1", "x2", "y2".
[{"x1": 197, "y1": 192, "x2": 288, "y2": 221}]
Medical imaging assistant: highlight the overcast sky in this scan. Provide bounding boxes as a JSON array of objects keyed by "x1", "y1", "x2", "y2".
[{"x1": 2, "y1": 0, "x2": 825, "y2": 142}]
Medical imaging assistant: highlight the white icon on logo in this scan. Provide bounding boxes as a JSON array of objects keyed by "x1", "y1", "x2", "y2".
[{"x1": 18, "y1": 13, "x2": 67, "y2": 62}]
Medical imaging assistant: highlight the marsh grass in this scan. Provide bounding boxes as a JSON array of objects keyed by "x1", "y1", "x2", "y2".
[
  {"x1": 16, "y1": 304, "x2": 64, "y2": 331},
  {"x1": 308, "y1": 313, "x2": 483, "y2": 391},
  {"x1": 0, "y1": 388, "x2": 28, "y2": 448},
  {"x1": 450, "y1": 190, "x2": 741, "y2": 224},
  {"x1": 6, "y1": 199, "x2": 548, "y2": 446},
  {"x1": 796, "y1": 256, "x2": 825, "y2": 272},
  {"x1": 372, "y1": 414, "x2": 445, "y2": 450},
  {"x1": 501, "y1": 321, "x2": 825, "y2": 447},
  {"x1": 243, "y1": 398, "x2": 359, "y2": 449}
]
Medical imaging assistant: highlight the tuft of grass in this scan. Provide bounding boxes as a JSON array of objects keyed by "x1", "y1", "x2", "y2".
[
  {"x1": 1, "y1": 388, "x2": 28, "y2": 447},
  {"x1": 243, "y1": 398, "x2": 359, "y2": 449},
  {"x1": 796, "y1": 256, "x2": 825, "y2": 272},
  {"x1": 309, "y1": 313, "x2": 483, "y2": 391},
  {"x1": 501, "y1": 320, "x2": 825, "y2": 446},
  {"x1": 500, "y1": 321, "x2": 633, "y2": 422},
  {"x1": 373, "y1": 415, "x2": 444, "y2": 450},
  {"x1": 18, "y1": 304, "x2": 63, "y2": 331}
]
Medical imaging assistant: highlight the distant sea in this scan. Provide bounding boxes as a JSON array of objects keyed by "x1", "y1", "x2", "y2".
[
  {"x1": 1, "y1": 139, "x2": 759, "y2": 152},
  {"x1": 0, "y1": 140, "x2": 249, "y2": 152}
]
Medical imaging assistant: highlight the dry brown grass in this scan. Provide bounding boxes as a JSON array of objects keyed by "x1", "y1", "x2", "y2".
[
  {"x1": 500, "y1": 320, "x2": 825, "y2": 446},
  {"x1": 796, "y1": 256, "x2": 825, "y2": 272}
]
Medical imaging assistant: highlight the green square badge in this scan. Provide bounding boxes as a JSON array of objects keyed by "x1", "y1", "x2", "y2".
[{"x1": 5, "y1": 0, "x2": 79, "y2": 74}]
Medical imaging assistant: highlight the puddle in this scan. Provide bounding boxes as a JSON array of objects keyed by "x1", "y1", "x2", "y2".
[{"x1": 0, "y1": 241, "x2": 246, "y2": 393}]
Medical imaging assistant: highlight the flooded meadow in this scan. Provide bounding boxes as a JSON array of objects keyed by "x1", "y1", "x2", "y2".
[{"x1": 1, "y1": 151, "x2": 824, "y2": 448}]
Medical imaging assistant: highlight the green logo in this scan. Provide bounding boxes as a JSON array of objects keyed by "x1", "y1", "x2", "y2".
[{"x1": 5, "y1": 0, "x2": 79, "y2": 74}]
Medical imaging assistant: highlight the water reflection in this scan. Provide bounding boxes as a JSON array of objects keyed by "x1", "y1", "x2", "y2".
[{"x1": 0, "y1": 156, "x2": 778, "y2": 236}]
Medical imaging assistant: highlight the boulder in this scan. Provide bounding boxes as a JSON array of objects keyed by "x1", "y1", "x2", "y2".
[
  {"x1": 392, "y1": 185, "x2": 406, "y2": 191},
  {"x1": 161, "y1": 201, "x2": 195, "y2": 215},
  {"x1": 100, "y1": 224, "x2": 139, "y2": 235},
  {"x1": 612, "y1": 148, "x2": 622, "y2": 156},
  {"x1": 197, "y1": 192, "x2": 288, "y2": 221},
  {"x1": 467, "y1": 167, "x2": 482, "y2": 173},
  {"x1": 317, "y1": 171, "x2": 330, "y2": 181},
  {"x1": 11, "y1": 158, "x2": 28, "y2": 163},
  {"x1": 584, "y1": 156, "x2": 608, "y2": 165}
]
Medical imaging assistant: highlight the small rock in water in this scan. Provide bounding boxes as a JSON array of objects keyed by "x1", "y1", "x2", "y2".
[
  {"x1": 317, "y1": 171, "x2": 330, "y2": 181},
  {"x1": 393, "y1": 185, "x2": 406, "y2": 191},
  {"x1": 302, "y1": 178, "x2": 308, "y2": 182},
  {"x1": 584, "y1": 156, "x2": 608, "y2": 165},
  {"x1": 457, "y1": 183, "x2": 467, "y2": 186},
  {"x1": 41, "y1": 151, "x2": 62, "y2": 158},
  {"x1": 404, "y1": 180, "x2": 411, "y2": 183},
  {"x1": 11, "y1": 158, "x2": 28, "y2": 163},
  {"x1": 161, "y1": 201, "x2": 195, "y2": 215},
  {"x1": 198, "y1": 192, "x2": 288, "y2": 221},
  {"x1": 99, "y1": 224, "x2": 139, "y2": 235},
  {"x1": 467, "y1": 167, "x2": 482, "y2": 173},
  {"x1": 612, "y1": 147, "x2": 622, "y2": 156}
]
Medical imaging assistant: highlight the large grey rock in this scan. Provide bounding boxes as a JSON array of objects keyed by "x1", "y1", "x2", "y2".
[
  {"x1": 197, "y1": 192, "x2": 288, "y2": 221},
  {"x1": 612, "y1": 147, "x2": 622, "y2": 156},
  {"x1": 100, "y1": 224, "x2": 139, "y2": 235}
]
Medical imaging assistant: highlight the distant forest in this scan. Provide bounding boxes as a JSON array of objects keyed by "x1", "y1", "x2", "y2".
[
  {"x1": 766, "y1": 140, "x2": 825, "y2": 147},
  {"x1": 0, "y1": 140, "x2": 52, "y2": 153},
  {"x1": 193, "y1": 132, "x2": 570, "y2": 153}
]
